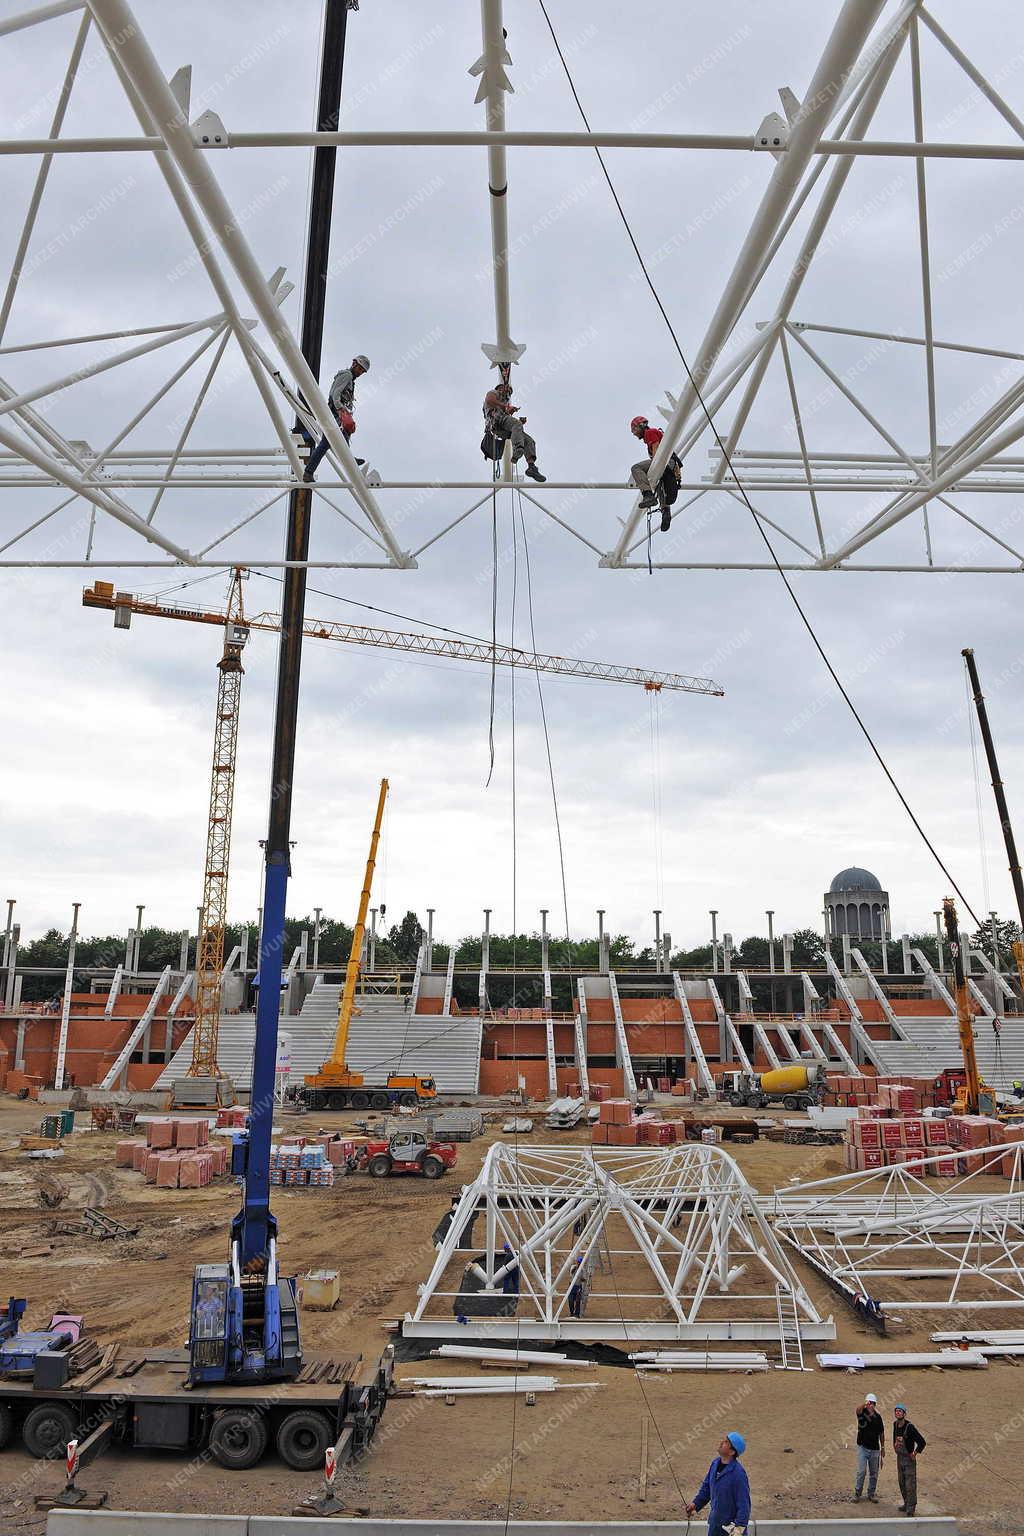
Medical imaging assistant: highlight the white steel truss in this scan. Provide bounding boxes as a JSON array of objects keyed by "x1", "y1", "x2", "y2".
[
  {"x1": 404, "y1": 1141, "x2": 836, "y2": 1344},
  {"x1": 768, "y1": 1142, "x2": 1024, "y2": 1313},
  {"x1": 0, "y1": 2, "x2": 1022, "y2": 571}
]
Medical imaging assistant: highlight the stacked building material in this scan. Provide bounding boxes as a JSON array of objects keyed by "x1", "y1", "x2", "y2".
[
  {"x1": 592, "y1": 1099, "x2": 681, "y2": 1146},
  {"x1": 844, "y1": 1093, "x2": 1024, "y2": 1177},
  {"x1": 270, "y1": 1141, "x2": 334, "y2": 1188},
  {"x1": 113, "y1": 1117, "x2": 227, "y2": 1187},
  {"x1": 429, "y1": 1108, "x2": 483, "y2": 1143},
  {"x1": 546, "y1": 1096, "x2": 586, "y2": 1129}
]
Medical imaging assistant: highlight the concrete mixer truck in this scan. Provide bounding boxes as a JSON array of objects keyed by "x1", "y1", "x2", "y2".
[{"x1": 721, "y1": 1062, "x2": 826, "y2": 1111}]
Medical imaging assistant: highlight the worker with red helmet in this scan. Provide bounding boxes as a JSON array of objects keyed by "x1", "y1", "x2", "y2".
[
  {"x1": 630, "y1": 415, "x2": 678, "y2": 531},
  {"x1": 303, "y1": 354, "x2": 370, "y2": 482},
  {"x1": 483, "y1": 382, "x2": 546, "y2": 481}
]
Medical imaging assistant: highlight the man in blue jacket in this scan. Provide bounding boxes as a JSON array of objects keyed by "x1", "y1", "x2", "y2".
[{"x1": 686, "y1": 1432, "x2": 751, "y2": 1535}]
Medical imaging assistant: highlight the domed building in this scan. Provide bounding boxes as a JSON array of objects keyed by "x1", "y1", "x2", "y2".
[{"x1": 824, "y1": 867, "x2": 890, "y2": 941}]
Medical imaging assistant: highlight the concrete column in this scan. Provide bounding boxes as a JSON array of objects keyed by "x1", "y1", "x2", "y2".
[
  {"x1": 901, "y1": 933, "x2": 911, "y2": 974},
  {"x1": 178, "y1": 929, "x2": 189, "y2": 973},
  {"x1": 782, "y1": 932, "x2": 793, "y2": 973},
  {"x1": 14, "y1": 1016, "x2": 26, "y2": 1071},
  {"x1": 710, "y1": 909, "x2": 719, "y2": 971},
  {"x1": 990, "y1": 910, "x2": 1000, "y2": 968},
  {"x1": 934, "y1": 910, "x2": 944, "y2": 972},
  {"x1": 597, "y1": 909, "x2": 608, "y2": 974},
  {"x1": 240, "y1": 924, "x2": 250, "y2": 975},
  {"x1": 312, "y1": 907, "x2": 322, "y2": 974},
  {"x1": 723, "y1": 932, "x2": 733, "y2": 974},
  {"x1": 653, "y1": 910, "x2": 662, "y2": 973},
  {"x1": 369, "y1": 908, "x2": 377, "y2": 971},
  {"x1": 3, "y1": 901, "x2": 17, "y2": 1012},
  {"x1": 540, "y1": 909, "x2": 549, "y2": 974},
  {"x1": 133, "y1": 904, "x2": 145, "y2": 976},
  {"x1": 663, "y1": 931, "x2": 671, "y2": 970},
  {"x1": 482, "y1": 909, "x2": 491, "y2": 975},
  {"x1": 842, "y1": 933, "x2": 852, "y2": 974},
  {"x1": 426, "y1": 908, "x2": 435, "y2": 974},
  {"x1": 879, "y1": 938, "x2": 888, "y2": 975},
  {"x1": 766, "y1": 910, "x2": 775, "y2": 973}
]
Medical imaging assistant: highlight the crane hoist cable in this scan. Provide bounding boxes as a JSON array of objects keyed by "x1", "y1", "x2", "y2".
[{"x1": 535, "y1": 0, "x2": 981, "y2": 929}]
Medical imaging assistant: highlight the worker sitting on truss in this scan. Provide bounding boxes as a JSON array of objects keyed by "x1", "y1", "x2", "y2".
[
  {"x1": 482, "y1": 382, "x2": 546, "y2": 481},
  {"x1": 302, "y1": 354, "x2": 370, "y2": 482},
  {"x1": 629, "y1": 415, "x2": 681, "y2": 532}
]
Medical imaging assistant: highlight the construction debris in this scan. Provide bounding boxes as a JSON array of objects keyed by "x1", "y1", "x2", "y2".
[
  {"x1": 545, "y1": 1096, "x2": 586, "y2": 1129},
  {"x1": 502, "y1": 1118, "x2": 534, "y2": 1134}
]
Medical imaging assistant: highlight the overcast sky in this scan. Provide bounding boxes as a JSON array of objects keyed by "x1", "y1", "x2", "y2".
[{"x1": 1, "y1": 0, "x2": 1022, "y2": 952}]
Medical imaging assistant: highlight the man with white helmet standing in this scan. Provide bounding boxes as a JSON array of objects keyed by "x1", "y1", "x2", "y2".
[
  {"x1": 303, "y1": 353, "x2": 370, "y2": 481},
  {"x1": 685, "y1": 1431, "x2": 750, "y2": 1536},
  {"x1": 854, "y1": 1392, "x2": 885, "y2": 1503}
]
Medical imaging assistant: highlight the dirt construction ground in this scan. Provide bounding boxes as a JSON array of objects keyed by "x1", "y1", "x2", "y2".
[{"x1": 2, "y1": 1095, "x2": 1023, "y2": 1535}]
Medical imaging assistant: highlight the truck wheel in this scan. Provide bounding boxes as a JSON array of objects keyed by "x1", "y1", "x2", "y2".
[
  {"x1": 370, "y1": 1091, "x2": 389, "y2": 1109},
  {"x1": 0, "y1": 1403, "x2": 14, "y2": 1450},
  {"x1": 400, "y1": 1092, "x2": 417, "y2": 1107},
  {"x1": 368, "y1": 1154, "x2": 392, "y2": 1178},
  {"x1": 276, "y1": 1409, "x2": 331, "y2": 1471},
  {"x1": 350, "y1": 1091, "x2": 369, "y2": 1109},
  {"x1": 209, "y1": 1408, "x2": 268, "y2": 1470},
  {"x1": 22, "y1": 1402, "x2": 76, "y2": 1459},
  {"x1": 745, "y1": 1093, "x2": 762, "y2": 1109},
  {"x1": 422, "y1": 1155, "x2": 445, "y2": 1179},
  {"x1": 728, "y1": 1092, "x2": 745, "y2": 1107},
  {"x1": 782, "y1": 1094, "x2": 800, "y2": 1110}
]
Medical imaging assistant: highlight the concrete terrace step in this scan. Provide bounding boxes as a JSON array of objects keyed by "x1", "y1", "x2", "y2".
[
  {"x1": 157, "y1": 982, "x2": 483, "y2": 1094},
  {"x1": 868, "y1": 1018, "x2": 1024, "y2": 1089}
]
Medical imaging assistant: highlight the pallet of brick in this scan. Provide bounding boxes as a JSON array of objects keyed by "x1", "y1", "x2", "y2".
[
  {"x1": 156, "y1": 1155, "x2": 182, "y2": 1188},
  {"x1": 144, "y1": 1151, "x2": 163, "y2": 1183},
  {"x1": 606, "y1": 1123, "x2": 639, "y2": 1145},
  {"x1": 924, "y1": 1118, "x2": 950, "y2": 1146},
  {"x1": 115, "y1": 1139, "x2": 142, "y2": 1167},
  {"x1": 147, "y1": 1119, "x2": 175, "y2": 1149},
  {"x1": 175, "y1": 1120, "x2": 202, "y2": 1149},
  {"x1": 599, "y1": 1099, "x2": 632, "y2": 1126},
  {"x1": 132, "y1": 1143, "x2": 149, "y2": 1172},
  {"x1": 851, "y1": 1119, "x2": 881, "y2": 1149},
  {"x1": 591, "y1": 1124, "x2": 610, "y2": 1144},
  {"x1": 179, "y1": 1154, "x2": 213, "y2": 1189}
]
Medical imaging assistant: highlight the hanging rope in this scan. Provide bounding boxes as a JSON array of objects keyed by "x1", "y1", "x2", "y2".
[
  {"x1": 486, "y1": 481, "x2": 499, "y2": 788},
  {"x1": 535, "y1": 0, "x2": 981, "y2": 929}
]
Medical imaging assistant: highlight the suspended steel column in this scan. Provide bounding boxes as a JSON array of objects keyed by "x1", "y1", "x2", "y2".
[
  {"x1": 187, "y1": 568, "x2": 248, "y2": 1084},
  {"x1": 240, "y1": 0, "x2": 354, "y2": 1268},
  {"x1": 962, "y1": 647, "x2": 1024, "y2": 996}
]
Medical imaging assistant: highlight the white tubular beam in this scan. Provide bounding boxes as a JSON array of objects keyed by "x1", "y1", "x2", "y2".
[
  {"x1": 100, "y1": 964, "x2": 172, "y2": 1088},
  {"x1": 103, "y1": 962, "x2": 124, "y2": 1019},
  {"x1": 0, "y1": 0, "x2": 83, "y2": 36},
  {"x1": 607, "y1": 972, "x2": 637, "y2": 1097},
  {"x1": 672, "y1": 972, "x2": 715, "y2": 1096},
  {"x1": 0, "y1": 8, "x2": 90, "y2": 342},
  {"x1": 724, "y1": 1015, "x2": 754, "y2": 1074},
  {"x1": 700, "y1": 11, "x2": 910, "y2": 498},
  {"x1": 88, "y1": 0, "x2": 410, "y2": 567},
  {"x1": 0, "y1": 413, "x2": 193, "y2": 562},
  {"x1": 442, "y1": 948, "x2": 456, "y2": 1017},
  {"x1": 607, "y1": 0, "x2": 887, "y2": 565},
  {"x1": 52, "y1": 903, "x2": 80, "y2": 1091},
  {"x1": 475, "y1": 0, "x2": 517, "y2": 363}
]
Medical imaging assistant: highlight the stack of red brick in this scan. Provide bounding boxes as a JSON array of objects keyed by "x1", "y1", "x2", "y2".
[
  {"x1": 114, "y1": 1117, "x2": 229, "y2": 1189},
  {"x1": 845, "y1": 1104, "x2": 1024, "y2": 1178},
  {"x1": 826, "y1": 1073, "x2": 943, "y2": 1110},
  {"x1": 592, "y1": 1099, "x2": 679, "y2": 1147}
]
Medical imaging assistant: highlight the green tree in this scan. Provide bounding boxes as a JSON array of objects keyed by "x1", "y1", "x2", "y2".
[{"x1": 387, "y1": 909, "x2": 423, "y2": 962}]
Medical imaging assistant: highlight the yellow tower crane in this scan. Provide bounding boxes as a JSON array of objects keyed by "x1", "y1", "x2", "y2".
[{"x1": 83, "y1": 578, "x2": 723, "y2": 1093}]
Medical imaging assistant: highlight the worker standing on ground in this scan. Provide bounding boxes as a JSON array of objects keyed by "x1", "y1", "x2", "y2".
[
  {"x1": 628, "y1": 416, "x2": 679, "y2": 531},
  {"x1": 685, "y1": 1432, "x2": 750, "y2": 1536},
  {"x1": 892, "y1": 1403, "x2": 926, "y2": 1517},
  {"x1": 302, "y1": 354, "x2": 370, "y2": 481},
  {"x1": 482, "y1": 382, "x2": 546, "y2": 480},
  {"x1": 853, "y1": 1392, "x2": 884, "y2": 1503}
]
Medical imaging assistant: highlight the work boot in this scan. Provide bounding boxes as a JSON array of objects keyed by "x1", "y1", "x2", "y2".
[
  {"x1": 660, "y1": 506, "x2": 672, "y2": 532},
  {"x1": 355, "y1": 456, "x2": 366, "y2": 466},
  {"x1": 303, "y1": 468, "x2": 315, "y2": 483},
  {"x1": 638, "y1": 491, "x2": 657, "y2": 509},
  {"x1": 525, "y1": 463, "x2": 546, "y2": 482},
  {"x1": 867, "y1": 1495, "x2": 879, "y2": 1503}
]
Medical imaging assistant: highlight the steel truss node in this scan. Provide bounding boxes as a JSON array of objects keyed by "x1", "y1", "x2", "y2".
[
  {"x1": 0, "y1": 2, "x2": 1022, "y2": 572},
  {"x1": 403, "y1": 1142, "x2": 835, "y2": 1345},
  {"x1": 768, "y1": 1142, "x2": 1024, "y2": 1312}
]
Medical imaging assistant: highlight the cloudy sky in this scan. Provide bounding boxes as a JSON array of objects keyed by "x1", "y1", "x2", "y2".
[{"x1": 1, "y1": 0, "x2": 1022, "y2": 953}]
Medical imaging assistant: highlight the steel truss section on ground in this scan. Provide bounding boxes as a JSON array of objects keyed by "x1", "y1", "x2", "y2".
[
  {"x1": 1, "y1": 1, "x2": 1023, "y2": 572},
  {"x1": 767, "y1": 1142, "x2": 1024, "y2": 1312},
  {"x1": 403, "y1": 1142, "x2": 836, "y2": 1344}
]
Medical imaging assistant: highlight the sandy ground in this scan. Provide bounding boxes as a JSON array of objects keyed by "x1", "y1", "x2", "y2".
[{"x1": 2, "y1": 1094, "x2": 1023, "y2": 1534}]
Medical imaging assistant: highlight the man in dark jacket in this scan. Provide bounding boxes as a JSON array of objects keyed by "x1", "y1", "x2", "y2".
[
  {"x1": 893, "y1": 1403, "x2": 926, "y2": 1516},
  {"x1": 685, "y1": 1432, "x2": 751, "y2": 1536},
  {"x1": 303, "y1": 354, "x2": 370, "y2": 481},
  {"x1": 854, "y1": 1392, "x2": 885, "y2": 1502}
]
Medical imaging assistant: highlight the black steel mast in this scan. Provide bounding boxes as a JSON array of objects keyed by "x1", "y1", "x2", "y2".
[{"x1": 962, "y1": 647, "x2": 1024, "y2": 934}]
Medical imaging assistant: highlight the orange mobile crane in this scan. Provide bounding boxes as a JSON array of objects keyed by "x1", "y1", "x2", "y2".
[
  {"x1": 943, "y1": 896, "x2": 998, "y2": 1116},
  {"x1": 298, "y1": 779, "x2": 436, "y2": 1112}
]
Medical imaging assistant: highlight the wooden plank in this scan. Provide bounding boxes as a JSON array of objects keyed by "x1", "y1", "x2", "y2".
[{"x1": 76, "y1": 1415, "x2": 115, "y2": 1466}]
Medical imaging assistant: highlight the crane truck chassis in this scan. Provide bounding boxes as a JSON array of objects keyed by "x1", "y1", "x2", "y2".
[
  {"x1": 296, "y1": 1072, "x2": 436, "y2": 1112},
  {"x1": 0, "y1": 1343, "x2": 392, "y2": 1473}
]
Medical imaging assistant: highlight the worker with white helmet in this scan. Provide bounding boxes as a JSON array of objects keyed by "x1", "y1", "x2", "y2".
[
  {"x1": 482, "y1": 381, "x2": 546, "y2": 481},
  {"x1": 854, "y1": 1392, "x2": 885, "y2": 1503},
  {"x1": 303, "y1": 354, "x2": 371, "y2": 482}
]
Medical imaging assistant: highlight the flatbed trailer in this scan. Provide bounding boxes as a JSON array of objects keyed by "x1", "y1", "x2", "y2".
[{"x1": 0, "y1": 1345, "x2": 393, "y2": 1472}]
